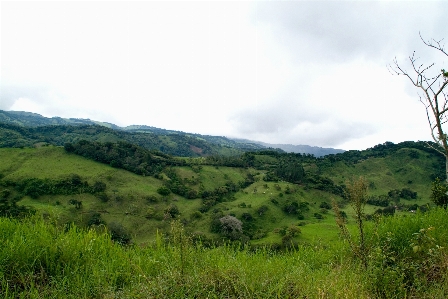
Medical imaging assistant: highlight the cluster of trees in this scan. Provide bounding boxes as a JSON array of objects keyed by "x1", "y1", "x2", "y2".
[
  {"x1": 0, "y1": 122, "x2": 253, "y2": 157},
  {"x1": 3, "y1": 174, "x2": 106, "y2": 199},
  {"x1": 323, "y1": 141, "x2": 444, "y2": 167},
  {"x1": 282, "y1": 200, "x2": 309, "y2": 219},
  {"x1": 199, "y1": 175, "x2": 254, "y2": 213},
  {"x1": 304, "y1": 174, "x2": 345, "y2": 197},
  {"x1": 64, "y1": 140, "x2": 184, "y2": 176},
  {"x1": 0, "y1": 188, "x2": 35, "y2": 218},
  {"x1": 366, "y1": 188, "x2": 418, "y2": 208}
]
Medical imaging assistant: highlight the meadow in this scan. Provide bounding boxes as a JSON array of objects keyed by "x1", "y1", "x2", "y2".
[
  {"x1": 1, "y1": 142, "x2": 448, "y2": 298},
  {"x1": 1, "y1": 208, "x2": 448, "y2": 298}
]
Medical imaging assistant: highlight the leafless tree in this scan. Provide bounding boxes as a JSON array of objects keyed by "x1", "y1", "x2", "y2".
[{"x1": 389, "y1": 33, "x2": 448, "y2": 182}]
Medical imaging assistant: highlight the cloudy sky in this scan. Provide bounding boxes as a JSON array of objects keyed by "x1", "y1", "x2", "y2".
[{"x1": 1, "y1": 1, "x2": 447, "y2": 150}]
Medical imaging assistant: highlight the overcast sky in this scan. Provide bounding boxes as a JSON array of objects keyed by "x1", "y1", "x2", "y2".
[{"x1": 1, "y1": 1, "x2": 447, "y2": 150}]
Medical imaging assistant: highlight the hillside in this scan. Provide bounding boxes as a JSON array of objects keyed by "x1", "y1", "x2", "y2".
[
  {"x1": 0, "y1": 109, "x2": 344, "y2": 157},
  {"x1": 0, "y1": 140, "x2": 442, "y2": 246}
]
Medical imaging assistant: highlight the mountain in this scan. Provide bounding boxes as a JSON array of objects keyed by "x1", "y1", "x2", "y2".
[
  {"x1": 238, "y1": 140, "x2": 345, "y2": 157},
  {"x1": 0, "y1": 110, "x2": 344, "y2": 156},
  {"x1": 0, "y1": 110, "x2": 268, "y2": 156}
]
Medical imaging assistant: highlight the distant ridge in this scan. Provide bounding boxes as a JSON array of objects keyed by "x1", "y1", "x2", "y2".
[
  {"x1": 0, "y1": 110, "x2": 344, "y2": 157},
  {"x1": 256, "y1": 142, "x2": 345, "y2": 157}
]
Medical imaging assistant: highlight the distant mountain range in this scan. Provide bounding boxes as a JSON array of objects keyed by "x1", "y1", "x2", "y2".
[{"x1": 0, "y1": 110, "x2": 344, "y2": 157}]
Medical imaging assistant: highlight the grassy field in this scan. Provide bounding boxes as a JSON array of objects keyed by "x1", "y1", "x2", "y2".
[
  {"x1": 1, "y1": 208, "x2": 448, "y2": 298},
  {"x1": 0, "y1": 146, "x2": 437, "y2": 246}
]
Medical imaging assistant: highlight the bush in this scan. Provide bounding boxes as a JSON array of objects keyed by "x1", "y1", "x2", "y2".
[
  {"x1": 219, "y1": 215, "x2": 243, "y2": 240},
  {"x1": 87, "y1": 213, "x2": 105, "y2": 226},
  {"x1": 157, "y1": 186, "x2": 171, "y2": 196},
  {"x1": 108, "y1": 222, "x2": 131, "y2": 245},
  {"x1": 241, "y1": 212, "x2": 254, "y2": 221},
  {"x1": 92, "y1": 181, "x2": 106, "y2": 193},
  {"x1": 319, "y1": 201, "x2": 331, "y2": 209},
  {"x1": 69, "y1": 199, "x2": 82, "y2": 209},
  {"x1": 257, "y1": 205, "x2": 268, "y2": 216},
  {"x1": 190, "y1": 211, "x2": 202, "y2": 220},
  {"x1": 96, "y1": 192, "x2": 109, "y2": 202},
  {"x1": 313, "y1": 213, "x2": 324, "y2": 219},
  {"x1": 430, "y1": 178, "x2": 448, "y2": 208},
  {"x1": 164, "y1": 204, "x2": 180, "y2": 218}
]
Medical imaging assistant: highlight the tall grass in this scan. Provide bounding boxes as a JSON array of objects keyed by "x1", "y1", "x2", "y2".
[{"x1": 1, "y1": 209, "x2": 448, "y2": 298}]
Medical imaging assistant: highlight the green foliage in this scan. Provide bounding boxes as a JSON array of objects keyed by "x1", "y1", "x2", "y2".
[
  {"x1": 337, "y1": 177, "x2": 370, "y2": 269},
  {"x1": 365, "y1": 208, "x2": 448, "y2": 297},
  {"x1": 1, "y1": 210, "x2": 448, "y2": 298},
  {"x1": 69, "y1": 199, "x2": 82, "y2": 209},
  {"x1": 5, "y1": 174, "x2": 105, "y2": 199},
  {"x1": 430, "y1": 178, "x2": 448, "y2": 208},
  {"x1": 219, "y1": 215, "x2": 243, "y2": 240},
  {"x1": 256, "y1": 205, "x2": 268, "y2": 216},
  {"x1": 164, "y1": 204, "x2": 180, "y2": 219},
  {"x1": 0, "y1": 189, "x2": 35, "y2": 218},
  {"x1": 366, "y1": 195, "x2": 390, "y2": 207},
  {"x1": 108, "y1": 221, "x2": 131, "y2": 245},
  {"x1": 87, "y1": 212, "x2": 105, "y2": 226},
  {"x1": 319, "y1": 201, "x2": 331, "y2": 209},
  {"x1": 157, "y1": 186, "x2": 171, "y2": 196}
]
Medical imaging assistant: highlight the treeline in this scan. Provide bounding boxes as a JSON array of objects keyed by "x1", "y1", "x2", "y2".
[
  {"x1": 2, "y1": 174, "x2": 106, "y2": 199},
  {"x1": 64, "y1": 140, "x2": 185, "y2": 176},
  {"x1": 0, "y1": 188, "x2": 35, "y2": 218},
  {"x1": 0, "y1": 123, "x2": 219, "y2": 157},
  {"x1": 325, "y1": 141, "x2": 444, "y2": 165}
]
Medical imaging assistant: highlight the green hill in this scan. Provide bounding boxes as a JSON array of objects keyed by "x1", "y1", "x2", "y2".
[
  {"x1": 0, "y1": 110, "x2": 268, "y2": 156},
  {"x1": 0, "y1": 139, "x2": 442, "y2": 246},
  {"x1": 0, "y1": 109, "x2": 345, "y2": 156}
]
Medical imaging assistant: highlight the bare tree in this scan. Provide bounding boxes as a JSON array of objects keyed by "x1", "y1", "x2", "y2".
[{"x1": 389, "y1": 33, "x2": 448, "y2": 182}]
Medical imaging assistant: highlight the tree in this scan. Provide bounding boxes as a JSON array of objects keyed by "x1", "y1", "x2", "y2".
[
  {"x1": 389, "y1": 33, "x2": 448, "y2": 181},
  {"x1": 219, "y1": 215, "x2": 243, "y2": 240}
]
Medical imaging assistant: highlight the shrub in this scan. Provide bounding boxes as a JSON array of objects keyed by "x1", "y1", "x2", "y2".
[
  {"x1": 145, "y1": 195, "x2": 158, "y2": 203},
  {"x1": 257, "y1": 205, "x2": 268, "y2": 216},
  {"x1": 430, "y1": 178, "x2": 448, "y2": 208},
  {"x1": 374, "y1": 206, "x2": 396, "y2": 216},
  {"x1": 319, "y1": 201, "x2": 331, "y2": 209},
  {"x1": 219, "y1": 215, "x2": 243, "y2": 240},
  {"x1": 164, "y1": 204, "x2": 180, "y2": 218},
  {"x1": 87, "y1": 213, "x2": 105, "y2": 226},
  {"x1": 241, "y1": 212, "x2": 254, "y2": 221},
  {"x1": 313, "y1": 213, "x2": 323, "y2": 219},
  {"x1": 108, "y1": 222, "x2": 131, "y2": 245},
  {"x1": 96, "y1": 192, "x2": 109, "y2": 202},
  {"x1": 190, "y1": 211, "x2": 202, "y2": 220},
  {"x1": 92, "y1": 181, "x2": 106, "y2": 193},
  {"x1": 157, "y1": 186, "x2": 171, "y2": 196},
  {"x1": 69, "y1": 199, "x2": 82, "y2": 209}
]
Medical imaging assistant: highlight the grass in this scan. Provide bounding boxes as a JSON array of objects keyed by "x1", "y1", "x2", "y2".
[
  {"x1": 2, "y1": 208, "x2": 448, "y2": 298},
  {"x1": 0, "y1": 146, "x2": 437, "y2": 246}
]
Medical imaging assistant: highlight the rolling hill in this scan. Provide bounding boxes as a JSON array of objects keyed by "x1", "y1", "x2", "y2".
[
  {"x1": 0, "y1": 109, "x2": 344, "y2": 156},
  {"x1": 0, "y1": 139, "x2": 442, "y2": 245}
]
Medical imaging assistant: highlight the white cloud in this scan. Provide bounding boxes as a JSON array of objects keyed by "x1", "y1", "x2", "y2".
[{"x1": 1, "y1": 1, "x2": 446, "y2": 150}]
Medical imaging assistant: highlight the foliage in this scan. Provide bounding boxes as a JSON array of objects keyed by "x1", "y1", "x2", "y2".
[
  {"x1": 108, "y1": 221, "x2": 131, "y2": 245},
  {"x1": 4, "y1": 174, "x2": 106, "y2": 199},
  {"x1": 0, "y1": 190, "x2": 35, "y2": 218},
  {"x1": 430, "y1": 178, "x2": 448, "y2": 208},
  {"x1": 65, "y1": 140, "x2": 184, "y2": 176},
  {"x1": 1, "y1": 211, "x2": 448, "y2": 298},
  {"x1": 219, "y1": 215, "x2": 243, "y2": 240},
  {"x1": 335, "y1": 177, "x2": 370, "y2": 269},
  {"x1": 164, "y1": 204, "x2": 180, "y2": 219}
]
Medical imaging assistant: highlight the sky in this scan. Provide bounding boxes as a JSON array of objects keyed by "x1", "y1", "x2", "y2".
[{"x1": 1, "y1": 1, "x2": 447, "y2": 151}]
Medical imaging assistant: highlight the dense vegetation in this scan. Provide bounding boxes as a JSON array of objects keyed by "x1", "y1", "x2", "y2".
[
  {"x1": 0, "y1": 109, "x2": 344, "y2": 156},
  {"x1": 1, "y1": 113, "x2": 448, "y2": 297},
  {"x1": 1, "y1": 209, "x2": 448, "y2": 298}
]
